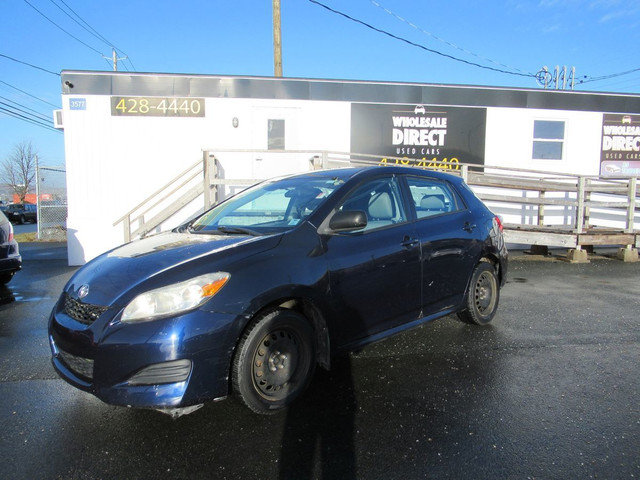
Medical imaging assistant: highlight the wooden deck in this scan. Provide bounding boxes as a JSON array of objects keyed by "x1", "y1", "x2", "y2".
[{"x1": 503, "y1": 224, "x2": 639, "y2": 249}]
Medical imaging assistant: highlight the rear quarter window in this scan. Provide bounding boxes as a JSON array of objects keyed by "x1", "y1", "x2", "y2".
[{"x1": 406, "y1": 177, "x2": 466, "y2": 219}]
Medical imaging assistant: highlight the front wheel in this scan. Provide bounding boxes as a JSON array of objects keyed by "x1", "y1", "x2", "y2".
[
  {"x1": 232, "y1": 308, "x2": 316, "y2": 414},
  {"x1": 457, "y1": 262, "x2": 500, "y2": 326}
]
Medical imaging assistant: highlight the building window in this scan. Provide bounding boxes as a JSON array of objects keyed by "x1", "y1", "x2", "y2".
[
  {"x1": 268, "y1": 119, "x2": 285, "y2": 150},
  {"x1": 532, "y1": 120, "x2": 565, "y2": 160}
]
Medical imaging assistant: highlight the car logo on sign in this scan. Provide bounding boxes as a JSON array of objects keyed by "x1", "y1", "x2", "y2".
[{"x1": 77, "y1": 284, "x2": 90, "y2": 299}]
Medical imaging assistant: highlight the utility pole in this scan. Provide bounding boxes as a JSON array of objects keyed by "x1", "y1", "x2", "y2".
[
  {"x1": 103, "y1": 48, "x2": 127, "y2": 71},
  {"x1": 273, "y1": 0, "x2": 283, "y2": 77},
  {"x1": 35, "y1": 155, "x2": 40, "y2": 240}
]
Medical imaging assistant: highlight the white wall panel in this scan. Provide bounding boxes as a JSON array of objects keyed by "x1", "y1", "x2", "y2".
[
  {"x1": 63, "y1": 96, "x2": 351, "y2": 264},
  {"x1": 485, "y1": 108, "x2": 603, "y2": 175}
]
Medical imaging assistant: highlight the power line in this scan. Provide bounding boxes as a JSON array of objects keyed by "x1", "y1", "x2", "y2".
[
  {"x1": 50, "y1": 0, "x2": 136, "y2": 71},
  {"x1": 102, "y1": 48, "x2": 130, "y2": 72},
  {"x1": 0, "y1": 53, "x2": 60, "y2": 76},
  {"x1": 0, "y1": 101, "x2": 52, "y2": 125},
  {"x1": 0, "y1": 108, "x2": 59, "y2": 133},
  {"x1": 58, "y1": 0, "x2": 136, "y2": 71},
  {"x1": 48, "y1": 0, "x2": 113, "y2": 47},
  {"x1": 0, "y1": 96, "x2": 52, "y2": 122},
  {"x1": 0, "y1": 80, "x2": 61, "y2": 109},
  {"x1": 592, "y1": 74, "x2": 640, "y2": 91},
  {"x1": 369, "y1": 0, "x2": 533, "y2": 76},
  {"x1": 22, "y1": 0, "x2": 104, "y2": 56},
  {"x1": 308, "y1": 0, "x2": 536, "y2": 79},
  {"x1": 103, "y1": 56, "x2": 115, "y2": 70},
  {"x1": 580, "y1": 66, "x2": 640, "y2": 85},
  {"x1": 0, "y1": 106, "x2": 61, "y2": 134}
]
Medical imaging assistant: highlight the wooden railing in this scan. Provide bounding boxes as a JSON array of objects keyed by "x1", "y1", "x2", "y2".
[{"x1": 114, "y1": 150, "x2": 639, "y2": 252}]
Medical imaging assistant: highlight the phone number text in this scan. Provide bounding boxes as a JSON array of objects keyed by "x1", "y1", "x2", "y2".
[
  {"x1": 111, "y1": 97, "x2": 205, "y2": 117},
  {"x1": 380, "y1": 156, "x2": 461, "y2": 171}
]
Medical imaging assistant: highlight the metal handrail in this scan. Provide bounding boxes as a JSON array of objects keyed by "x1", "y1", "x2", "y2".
[
  {"x1": 113, "y1": 158, "x2": 203, "y2": 242},
  {"x1": 113, "y1": 159, "x2": 201, "y2": 226}
]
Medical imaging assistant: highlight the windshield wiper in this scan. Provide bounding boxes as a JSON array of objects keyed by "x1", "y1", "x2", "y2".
[
  {"x1": 175, "y1": 220, "x2": 195, "y2": 233},
  {"x1": 216, "y1": 226, "x2": 262, "y2": 236}
]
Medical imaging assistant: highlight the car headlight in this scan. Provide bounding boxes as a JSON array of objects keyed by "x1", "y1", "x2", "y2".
[{"x1": 121, "y1": 272, "x2": 230, "y2": 322}]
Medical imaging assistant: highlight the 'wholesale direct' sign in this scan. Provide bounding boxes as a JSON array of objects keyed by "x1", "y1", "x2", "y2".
[
  {"x1": 350, "y1": 103, "x2": 487, "y2": 171},
  {"x1": 600, "y1": 113, "x2": 640, "y2": 177}
]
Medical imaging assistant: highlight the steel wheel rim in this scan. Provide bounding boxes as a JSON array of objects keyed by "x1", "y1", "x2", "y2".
[
  {"x1": 252, "y1": 328, "x2": 301, "y2": 399},
  {"x1": 474, "y1": 271, "x2": 497, "y2": 316}
]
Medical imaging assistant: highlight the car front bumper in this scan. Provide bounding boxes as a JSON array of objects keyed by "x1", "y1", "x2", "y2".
[
  {"x1": 48, "y1": 298, "x2": 241, "y2": 409},
  {"x1": 0, "y1": 242, "x2": 22, "y2": 275},
  {"x1": 0, "y1": 257, "x2": 21, "y2": 274}
]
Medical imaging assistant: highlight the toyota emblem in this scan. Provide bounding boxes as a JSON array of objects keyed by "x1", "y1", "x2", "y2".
[{"x1": 77, "y1": 284, "x2": 90, "y2": 299}]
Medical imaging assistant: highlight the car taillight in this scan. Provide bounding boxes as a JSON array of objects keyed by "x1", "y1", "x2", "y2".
[
  {"x1": 8, "y1": 223, "x2": 14, "y2": 242},
  {"x1": 494, "y1": 216, "x2": 504, "y2": 232}
]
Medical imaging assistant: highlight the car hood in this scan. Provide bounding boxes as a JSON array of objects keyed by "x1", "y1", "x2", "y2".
[{"x1": 65, "y1": 232, "x2": 281, "y2": 307}]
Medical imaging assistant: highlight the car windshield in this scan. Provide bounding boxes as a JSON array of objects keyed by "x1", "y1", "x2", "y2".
[{"x1": 189, "y1": 174, "x2": 345, "y2": 235}]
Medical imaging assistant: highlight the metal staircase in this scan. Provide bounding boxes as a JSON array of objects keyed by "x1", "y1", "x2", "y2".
[{"x1": 112, "y1": 153, "x2": 216, "y2": 242}]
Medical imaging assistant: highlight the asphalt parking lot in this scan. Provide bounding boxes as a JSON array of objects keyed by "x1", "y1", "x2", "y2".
[{"x1": 0, "y1": 243, "x2": 638, "y2": 480}]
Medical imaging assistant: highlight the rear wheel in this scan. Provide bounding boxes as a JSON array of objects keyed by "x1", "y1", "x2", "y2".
[
  {"x1": 232, "y1": 308, "x2": 316, "y2": 414},
  {"x1": 18, "y1": 215, "x2": 25, "y2": 225},
  {"x1": 457, "y1": 262, "x2": 499, "y2": 326}
]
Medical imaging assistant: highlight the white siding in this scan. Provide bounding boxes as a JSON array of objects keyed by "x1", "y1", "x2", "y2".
[
  {"x1": 63, "y1": 96, "x2": 351, "y2": 264},
  {"x1": 485, "y1": 107, "x2": 603, "y2": 175},
  {"x1": 62, "y1": 90, "x2": 617, "y2": 265}
]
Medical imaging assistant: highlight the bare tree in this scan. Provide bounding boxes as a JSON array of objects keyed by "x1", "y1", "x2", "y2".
[{"x1": 2, "y1": 141, "x2": 37, "y2": 203}]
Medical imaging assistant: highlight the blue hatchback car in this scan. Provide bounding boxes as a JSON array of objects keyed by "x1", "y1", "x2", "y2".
[{"x1": 49, "y1": 166, "x2": 507, "y2": 416}]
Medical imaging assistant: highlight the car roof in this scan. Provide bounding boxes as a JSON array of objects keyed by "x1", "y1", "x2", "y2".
[{"x1": 285, "y1": 165, "x2": 463, "y2": 184}]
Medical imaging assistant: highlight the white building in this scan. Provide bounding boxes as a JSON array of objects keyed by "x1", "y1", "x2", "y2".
[{"x1": 56, "y1": 71, "x2": 640, "y2": 265}]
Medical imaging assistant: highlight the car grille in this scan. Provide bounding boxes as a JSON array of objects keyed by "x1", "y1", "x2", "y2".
[
  {"x1": 64, "y1": 294, "x2": 109, "y2": 326},
  {"x1": 58, "y1": 350, "x2": 94, "y2": 381}
]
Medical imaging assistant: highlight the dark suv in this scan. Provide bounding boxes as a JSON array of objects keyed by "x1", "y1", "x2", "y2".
[{"x1": 3, "y1": 203, "x2": 37, "y2": 224}]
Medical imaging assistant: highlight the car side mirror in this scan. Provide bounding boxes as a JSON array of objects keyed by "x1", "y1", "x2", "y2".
[{"x1": 328, "y1": 210, "x2": 367, "y2": 233}]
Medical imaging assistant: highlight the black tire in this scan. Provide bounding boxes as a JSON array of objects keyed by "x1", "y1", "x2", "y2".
[
  {"x1": 19, "y1": 215, "x2": 25, "y2": 225},
  {"x1": 232, "y1": 308, "x2": 316, "y2": 414},
  {"x1": 457, "y1": 261, "x2": 500, "y2": 326},
  {"x1": 0, "y1": 272, "x2": 14, "y2": 284}
]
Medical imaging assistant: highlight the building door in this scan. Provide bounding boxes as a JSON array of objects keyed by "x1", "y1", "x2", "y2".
[{"x1": 250, "y1": 106, "x2": 303, "y2": 180}]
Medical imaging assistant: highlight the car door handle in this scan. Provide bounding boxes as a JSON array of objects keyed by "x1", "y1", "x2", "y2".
[
  {"x1": 401, "y1": 236, "x2": 419, "y2": 248},
  {"x1": 463, "y1": 222, "x2": 477, "y2": 233}
]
